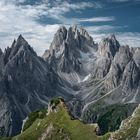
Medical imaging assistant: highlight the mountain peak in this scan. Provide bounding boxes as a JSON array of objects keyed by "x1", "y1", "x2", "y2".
[
  {"x1": 110, "y1": 34, "x2": 116, "y2": 40},
  {"x1": 16, "y1": 34, "x2": 28, "y2": 47},
  {"x1": 58, "y1": 26, "x2": 67, "y2": 34},
  {"x1": 0, "y1": 48, "x2": 3, "y2": 55},
  {"x1": 3, "y1": 35, "x2": 36, "y2": 65},
  {"x1": 71, "y1": 24, "x2": 78, "y2": 32},
  {"x1": 98, "y1": 34, "x2": 120, "y2": 58},
  {"x1": 11, "y1": 35, "x2": 30, "y2": 52},
  {"x1": 18, "y1": 34, "x2": 24, "y2": 40},
  {"x1": 48, "y1": 26, "x2": 67, "y2": 54},
  {"x1": 80, "y1": 27, "x2": 89, "y2": 36}
]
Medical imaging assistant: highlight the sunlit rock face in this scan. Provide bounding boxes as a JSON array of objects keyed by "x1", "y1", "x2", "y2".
[{"x1": 43, "y1": 25, "x2": 96, "y2": 74}]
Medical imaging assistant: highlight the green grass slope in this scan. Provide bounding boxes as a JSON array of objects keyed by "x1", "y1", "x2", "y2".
[
  {"x1": 1, "y1": 98, "x2": 140, "y2": 140},
  {"x1": 9, "y1": 98, "x2": 110, "y2": 140}
]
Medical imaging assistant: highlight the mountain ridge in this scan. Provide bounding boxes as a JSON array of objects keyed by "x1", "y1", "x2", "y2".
[
  {"x1": 2, "y1": 98, "x2": 110, "y2": 140},
  {"x1": 0, "y1": 25, "x2": 140, "y2": 138}
]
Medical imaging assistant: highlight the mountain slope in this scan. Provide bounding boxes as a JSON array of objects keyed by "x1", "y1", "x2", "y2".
[
  {"x1": 1, "y1": 99, "x2": 140, "y2": 140},
  {"x1": 0, "y1": 35, "x2": 73, "y2": 137},
  {"x1": 0, "y1": 25, "x2": 140, "y2": 138},
  {"x1": 6, "y1": 98, "x2": 110, "y2": 140},
  {"x1": 110, "y1": 104, "x2": 140, "y2": 140},
  {"x1": 42, "y1": 25, "x2": 140, "y2": 135}
]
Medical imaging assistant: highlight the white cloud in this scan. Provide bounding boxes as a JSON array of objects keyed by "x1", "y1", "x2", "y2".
[
  {"x1": 107, "y1": 0, "x2": 131, "y2": 2},
  {"x1": 37, "y1": 1, "x2": 102, "y2": 22},
  {"x1": 107, "y1": 0, "x2": 140, "y2": 3},
  {"x1": 116, "y1": 32, "x2": 140, "y2": 47},
  {"x1": 85, "y1": 25, "x2": 126, "y2": 33},
  {"x1": 0, "y1": 1, "x2": 61, "y2": 55},
  {"x1": 90, "y1": 32, "x2": 140, "y2": 48},
  {"x1": 0, "y1": 0, "x2": 139, "y2": 56},
  {"x1": 0, "y1": 0, "x2": 102, "y2": 55},
  {"x1": 84, "y1": 25, "x2": 140, "y2": 48},
  {"x1": 79, "y1": 17, "x2": 115, "y2": 23}
]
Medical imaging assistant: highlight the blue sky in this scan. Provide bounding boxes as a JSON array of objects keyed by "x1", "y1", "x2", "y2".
[{"x1": 0, "y1": 0, "x2": 140, "y2": 55}]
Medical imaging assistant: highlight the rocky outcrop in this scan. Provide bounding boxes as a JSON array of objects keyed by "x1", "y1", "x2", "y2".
[
  {"x1": 105, "y1": 45, "x2": 132, "y2": 89},
  {"x1": 97, "y1": 34, "x2": 120, "y2": 59},
  {"x1": 122, "y1": 60, "x2": 140, "y2": 91},
  {"x1": 43, "y1": 25, "x2": 96, "y2": 74},
  {"x1": 93, "y1": 35, "x2": 120, "y2": 79}
]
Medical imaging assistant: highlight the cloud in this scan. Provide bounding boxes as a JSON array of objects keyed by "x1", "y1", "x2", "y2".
[
  {"x1": 0, "y1": 1, "x2": 61, "y2": 55},
  {"x1": 0, "y1": 0, "x2": 139, "y2": 56},
  {"x1": 116, "y1": 32, "x2": 140, "y2": 47},
  {"x1": 107, "y1": 0, "x2": 131, "y2": 2},
  {"x1": 79, "y1": 16, "x2": 115, "y2": 23},
  {"x1": 85, "y1": 25, "x2": 127, "y2": 33},
  {"x1": 36, "y1": 1, "x2": 103, "y2": 22},
  {"x1": 107, "y1": 0, "x2": 140, "y2": 2},
  {"x1": 84, "y1": 25, "x2": 140, "y2": 48},
  {"x1": 89, "y1": 32, "x2": 140, "y2": 48},
  {"x1": 0, "y1": 0, "x2": 103, "y2": 55}
]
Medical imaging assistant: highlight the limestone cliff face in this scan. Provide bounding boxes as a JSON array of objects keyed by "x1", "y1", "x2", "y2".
[
  {"x1": 97, "y1": 34, "x2": 120, "y2": 59},
  {"x1": 43, "y1": 25, "x2": 96, "y2": 73},
  {"x1": 43, "y1": 26, "x2": 140, "y2": 132}
]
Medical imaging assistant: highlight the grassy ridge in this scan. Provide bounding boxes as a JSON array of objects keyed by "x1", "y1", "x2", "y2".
[
  {"x1": 10, "y1": 99, "x2": 110, "y2": 140},
  {"x1": 0, "y1": 99, "x2": 140, "y2": 140},
  {"x1": 23, "y1": 108, "x2": 48, "y2": 132}
]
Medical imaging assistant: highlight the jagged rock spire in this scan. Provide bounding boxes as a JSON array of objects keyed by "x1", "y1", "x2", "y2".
[
  {"x1": 3, "y1": 35, "x2": 36, "y2": 65},
  {"x1": 16, "y1": 34, "x2": 28, "y2": 47},
  {"x1": 0, "y1": 48, "x2": 3, "y2": 55},
  {"x1": 98, "y1": 34, "x2": 120, "y2": 58},
  {"x1": 110, "y1": 34, "x2": 116, "y2": 40}
]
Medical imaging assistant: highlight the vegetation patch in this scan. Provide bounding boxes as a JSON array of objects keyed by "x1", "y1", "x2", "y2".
[
  {"x1": 23, "y1": 108, "x2": 48, "y2": 131},
  {"x1": 0, "y1": 138, "x2": 12, "y2": 140},
  {"x1": 50, "y1": 97, "x2": 61, "y2": 106},
  {"x1": 111, "y1": 105, "x2": 140, "y2": 140},
  {"x1": 82, "y1": 102, "x2": 137, "y2": 135},
  {"x1": 9, "y1": 99, "x2": 110, "y2": 140}
]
